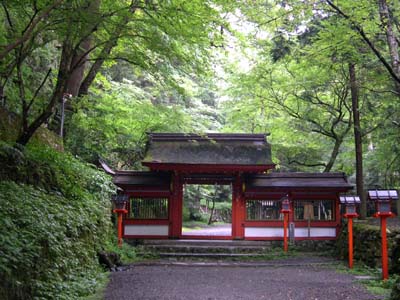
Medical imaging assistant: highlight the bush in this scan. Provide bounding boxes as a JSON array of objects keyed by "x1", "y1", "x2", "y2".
[
  {"x1": 182, "y1": 206, "x2": 191, "y2": 222},
  {"x1": 0, "y1": 143, "x2": 115, "y2": 299},
  {"x1": 336, "y1": 222, "x2": 400, "y2": 272},
  {"x1": 391, "y1": 276, "x2": 400, "y2": 300}
]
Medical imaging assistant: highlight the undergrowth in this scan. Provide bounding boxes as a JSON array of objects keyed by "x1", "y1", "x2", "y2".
[{"x1": 0, "y1": 142, "x2": 116, "y2": 299}]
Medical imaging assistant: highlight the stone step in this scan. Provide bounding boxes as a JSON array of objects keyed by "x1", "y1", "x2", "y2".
[
  {"x1": 136, "y1": 239, "x2": 283, "y2": 257},
  {"x1": 129, "y1": 256, "x2": 338, "y2": 267},
  {"x1": 141, "y1": 239, "x2": 280, "y2": 247},
  {"x1": 156, "y1": 252, "x2": 271, "y2": 259},
  {"x1": 139, "y1": 244, "x2": 273, "y2": 254},
  {"x1": 135, "y1": 239, "x2": 287, "y2": 261}
]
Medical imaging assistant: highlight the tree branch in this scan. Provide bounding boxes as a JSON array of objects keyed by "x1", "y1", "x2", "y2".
[
  {"x1": 288, "y1": 159, "x2": 327, "y2": 168},
  {"x1": 324, "y1": 0, "x2": 400, "y2": 84},
  {"x1": 1, "y1": 2, "x2": 13, "y2": 28},
  {"x1": 27, "y1": 68, "x2": 52, "y2": 111},
  {"x1": 0, "y1": 0, "x2": 64, "y2": 61}
]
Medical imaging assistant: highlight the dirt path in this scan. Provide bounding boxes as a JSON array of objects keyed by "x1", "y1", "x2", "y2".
[{"x1": 104, "y1": 258, "x2": 382, "y2": 300}]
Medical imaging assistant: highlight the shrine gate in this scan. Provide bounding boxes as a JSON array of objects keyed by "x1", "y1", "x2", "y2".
[{"x1": 103, "y1": 133, "x2": 352, "y2": 240}]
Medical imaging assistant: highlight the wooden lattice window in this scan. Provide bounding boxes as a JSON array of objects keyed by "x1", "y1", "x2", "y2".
[
  {"x1": 246, "y1": 200, "x2": 282, "y2": 221},
  {"x1": 130, "y1": 198, "x2": 168, "y2": 219},
  {"x1": 294, "y1": 200, "x2": 334, "y2": 221}
]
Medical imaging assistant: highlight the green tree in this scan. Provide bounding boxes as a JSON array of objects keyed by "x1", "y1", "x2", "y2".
[{"x1": 1, "y1": 0, "x2": 232, "y2": 145}]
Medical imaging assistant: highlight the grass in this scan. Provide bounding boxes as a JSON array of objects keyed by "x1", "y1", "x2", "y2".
[
  {"x1": 103, "y1": 239, "x2": 139, "y2": 264},
  {"x1": 335, "y1": 262, "x2": 398, "y2": 299},
  {"x1": 80, "y1": 242, "x2": 139, "y2": 300},
  {"x1": 362, "y1": 276, "x2": 397, "y2": 298},
  {"x1": 80, "y1": 272, "x2": 109, "y2": 300}
]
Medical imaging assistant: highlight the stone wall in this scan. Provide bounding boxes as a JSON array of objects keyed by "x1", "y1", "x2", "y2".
[
  {"x1": 336, "y1": 220, "x2": 400, "y2": 274},
  {"x1": 293, "y1": 240, "x2": 336, "y2": 252}
]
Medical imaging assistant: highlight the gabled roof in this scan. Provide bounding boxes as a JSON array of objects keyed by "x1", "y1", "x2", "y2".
[
  {"x1": 99, "y1": 159, "x2": 171, "y2": 191},
  {"x1": 112, "y1": 171, "x2": 171, "y2": 193},
  {"x1": 245, "y1": 172, "x2": 353, "y2": 191},
  {"x1": 142, "y1": 133, "x2": 274, "y2": 172}
]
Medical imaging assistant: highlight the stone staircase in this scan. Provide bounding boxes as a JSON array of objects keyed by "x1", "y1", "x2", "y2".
[{"x1": 135, "y1": 239, "x2": 283, "y2": 260}]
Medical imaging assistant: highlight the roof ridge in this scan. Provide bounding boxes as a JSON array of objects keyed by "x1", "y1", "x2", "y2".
[{"x1": 147, "y1": 132, "x2": 269, "y2": 142}]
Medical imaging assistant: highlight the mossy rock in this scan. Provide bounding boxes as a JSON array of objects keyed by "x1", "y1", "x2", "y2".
[
  {"x1": 0, "y1": 108, "x2": 19, "y2": 142},
  {"x1": 0, "y1": 143, "x2": 58, "y2": 190},
  {"x1": 0, "y1": 107, "x2": 63, "y2": 150}
]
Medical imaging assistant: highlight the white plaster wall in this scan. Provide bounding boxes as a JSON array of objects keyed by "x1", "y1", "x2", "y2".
[
  {"x1": 124, "y1": 225, "x2": 169, "y2": 236},
  {"x1": 294, "y1": 227, "x2": 336, "y2": 237},
  {"x1": 244, "y1": 227, "x2": 336, "y2": 238},
  {"x1": 245, "y1": 227, "x2": 284, "y2": 237}
]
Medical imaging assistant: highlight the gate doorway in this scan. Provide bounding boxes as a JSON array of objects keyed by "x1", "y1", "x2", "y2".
[
  {"x1": 103, "y1": 133, "x2": 353, "y2": 242},
  {"x1": 182, "y1": 184, "x2": 232, "y2": 238}
]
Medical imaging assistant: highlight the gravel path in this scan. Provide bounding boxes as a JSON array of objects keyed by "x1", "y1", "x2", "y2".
[{"x1": 104, "y1": 259, "x2": 382, "y2": 300}]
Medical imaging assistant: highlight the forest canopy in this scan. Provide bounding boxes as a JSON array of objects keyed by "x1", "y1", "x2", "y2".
[
  {"x1": 1, "y1": 0, "x2": 399, "y2": 207},
  {"x1": 1, "y1": 1, "x2": 400, "y2": 298}
]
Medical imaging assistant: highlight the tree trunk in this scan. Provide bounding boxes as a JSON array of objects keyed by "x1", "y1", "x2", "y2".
[
  {"x1": 58, "y1": 0, "x2": 100, "y2": 139},
  {"x1": 323, "y1": 137, "x2": 342, "y2": 172},
  {"x1": 78, "y1": 25, "x2": 133, "y2": 95},
  {"x1": 208, "y1": 185, "x2": 219, "y2": 225},
  {"x1": 16, "y1": 41, "x2": 72, "y2": 145},
  {"x1": 65, "y1": 38, "x2": 91, "y2": 97},
  {"x1": 66, "y1": 0, "x2": 100, "y2": 97},
  {"x1": 78, "y1": 1, "x2": 139, "y2": 96},
  {"x1": 378, "y1": 0, "x2": 400, "y2": 94},
  {"x1": 77, "y1": 37, "x2": 119, "y2": 96},
  {"x1": 208, "y1": 197, "x2": 215, "y2": 225},
  {"x1": 349, "y1": 63, "x2": 366, "y2": 218}
]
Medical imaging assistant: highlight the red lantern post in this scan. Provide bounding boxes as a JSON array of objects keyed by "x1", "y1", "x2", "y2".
[
  {"x1": 112, "y1": 194, "x2": 129, "y2": 247},
  {"x1": 280, "y1": 196, "x2": 291, "y2": 252},
  {"x1": 340, "y1": 196, "x2": 360, "y2": 269},
  {"x1": 368, "y1": 190, "x2": 398, "y2": 280}
]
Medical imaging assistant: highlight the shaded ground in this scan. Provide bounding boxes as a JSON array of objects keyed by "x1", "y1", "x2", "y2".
[{"x1": 104, "y1": 257, "x2": 382, "y2": 300}]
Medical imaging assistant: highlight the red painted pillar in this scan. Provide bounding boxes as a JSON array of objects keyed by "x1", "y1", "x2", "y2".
[
  {"x1": 113, "y1": 208, "x2": 127, "y2": 247},
  {"x1": 348, "y1": 217, "x2": 354, "y2": 268},
  {"x1": 343, "y1": 212, "x2": 358, "y2": 269},
  {"x1": 283, "y1": 213, "x2": 288, "y2": 252},
  {"x1": 381, "y1": 216, "x2": 389, "y2": 280},
  {"x1": 281, "y1": 196, "x2": 291, "y2": 252},
  {"x1": 232, "y1": 174, "x2": 244, "y2": 239},
  {"x1": 117, "y1": 213, "x2": 123, "y2": 247},
  {"x1": 170, "y1": 172, "x2": 183, "y2": 238}
]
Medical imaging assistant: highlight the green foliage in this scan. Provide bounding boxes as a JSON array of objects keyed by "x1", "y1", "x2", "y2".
[
  {"x1": 0, "y1": 0, "x2": 232, "y2": 145},
  {"x1": 103, "y1": 239, "x2": 138, "y2": 265},
  {"x1": 183, "y1": 185, "x2": 232, "y2": 224},
  {"x1": 66, "y1": 79, "x2": 194, "y2": 168},
  {"x1": 182, "y1": 206, "x2": 191, "y2": 222},
  {"x1": 0, "y1": 143, "x2": 115, "y2": 300},
  {"x1": 221, "y1": 0, "x2": 400, "y2": 187}
]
